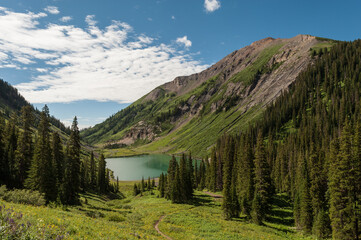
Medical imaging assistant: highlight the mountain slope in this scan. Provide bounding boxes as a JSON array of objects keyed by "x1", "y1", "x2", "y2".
[
  {"x1": 81, "y1": 35, "x2": 334, "y2": 156},
  {"x1": 0, "y1": 79, "x2": 70, "y2": 136}
]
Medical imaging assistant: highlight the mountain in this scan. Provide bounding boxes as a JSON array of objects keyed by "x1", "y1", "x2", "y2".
[
  {"x1": 80, "y1": 35, "x2": 335, "y2": 156},
  {"x1": 0, "y1": 79, "x2": 70, "y2": 135}
]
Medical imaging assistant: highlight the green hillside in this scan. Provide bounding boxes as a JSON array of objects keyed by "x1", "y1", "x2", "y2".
[{"x1": 81, "y1": 35, "x2": 333, "y2": 157}]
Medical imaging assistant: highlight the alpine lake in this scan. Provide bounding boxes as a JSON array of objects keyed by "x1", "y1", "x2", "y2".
[{"x1": 106, "y1": 154, "x2": 172, "y2": 181}]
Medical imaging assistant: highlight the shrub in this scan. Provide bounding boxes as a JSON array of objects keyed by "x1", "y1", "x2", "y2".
[
  {"x1": 0, "y1": 185, "x2": 7, "y2": 197},
  {"x1": 107, "y1": 213, "x2": 125, "y2": 222},
  {"x1": 3, "y1": 189, "x2": 46, "y2": 206}
]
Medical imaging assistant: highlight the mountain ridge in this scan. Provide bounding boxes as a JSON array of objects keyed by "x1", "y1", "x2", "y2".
[{"x1": 81, "y1": 34, "x2": 334, "y2": 156}]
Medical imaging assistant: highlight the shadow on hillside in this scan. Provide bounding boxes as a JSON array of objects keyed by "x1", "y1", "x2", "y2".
[{"x1": 265, "y1": 194, "x2": 294, "y2": 233}]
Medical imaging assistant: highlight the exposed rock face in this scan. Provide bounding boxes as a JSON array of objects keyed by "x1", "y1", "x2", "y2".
[
  {"x1": 114, "y1": 121, "x2": 161, "y2": 145},
  {"x1": 148, "y1": 34, "x2": 318, "y2": 109},
  {"x1": 85, "y1": 35, "x2": 324, "y2": 152}
]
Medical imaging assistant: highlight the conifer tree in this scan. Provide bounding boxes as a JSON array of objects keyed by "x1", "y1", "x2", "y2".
[
  {"x1": 251, "y1": 132, "x2": 272, "y2": 224},
  {"x1": 61, "y1": 117, "x2": 81, "y2": 204},
  {"x1": 15, "y1": 106, "x2": 33, "y2": 187},
  {"x1": 147, "y1": 176, "x2": 151, "y2": 191},
  {"x1": 133, "y1": 183, "x2": 139, "y2": 196},
  {"x1": 0, "y1": 116, "x2": 5, "y2": 185},
  {"x1": 187, "y1": 152, "x2": 194, "y2": 191},
  {"x1": 159, "y1": 173, "x2": 165, "y2": 197},
  {"x1": 141, "y1": 176, "x2": 145, "y2": 193},
  {"x1": 4, "y1": 114, "x2": 18, "y2": 187},
  {"x1": 89, "y1": 151, "x2": 96, "y2": 187},
  {"x1": 52, "y1": 132, "x2": 64, "y2": 189},
  {"x1": 193, "y1": 159, "x2": 198, "y2": 188},
  {"x1": 98, "y1": 154, "x2": 106, "y2": 193},
  {"x1": 26, "y1": 106, "x2": 56, "y2": 202},
  {"x1": 222, "y1": 136, "x2": 238, "y2": 220},
  {"x1": 238, "y1": 140, "x2": 254, "y2": 218},
  {"x1": 329, "y1": 121, "x2": 356, "y2": 239},
  {"x1": 209, "y1": 149, "x2": 217, "y2": 192}
]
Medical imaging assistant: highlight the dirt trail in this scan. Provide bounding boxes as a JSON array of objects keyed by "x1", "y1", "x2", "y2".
[{"x1": 154, "y1": 215, "x2": 173, "y2": 240}]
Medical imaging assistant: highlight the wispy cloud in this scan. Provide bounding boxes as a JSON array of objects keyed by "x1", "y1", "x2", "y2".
[
  {"x1": 0, "y1": 7, "x2": 208, "y2": 104},
  {"x1": 204, "y1": 0, "x2": 221, "y2": 13},
  {"x1": 176, "y1": 36, "x2": 192, "y2": 48},
  {"x1": 44, "y1": 6, "x2": 59, "y2": 15}
]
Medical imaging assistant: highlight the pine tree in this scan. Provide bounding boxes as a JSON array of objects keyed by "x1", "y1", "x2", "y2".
[
  {"x1": 15, "y1": 106, "x2": 33, "y2": 187},
  {"x1": 159, "y1": 173, "x2": 165, "y2": 197},
  {"x1": 116, "y1": 177, "x2": 119, "y2": 193},
  {"x1": 238, "y1": 140, "x2": 254, "y2": 218},
  {"x1": 193, "y1": 159, "x2": 198, "y2": 188},
  {"x1": 89, "y1": 151, "x2": 96, "y2": 187},
  {"x1": 141, "y1": 177, "x2": 145, "y2": 193},
  {"x1": 26, "y1": 106, "x2": 56, "y2": 202},
  {"x1": 167, "y1": 155, "x2": 179, "y2": 202},
  {"x1": 351, "y1": 117, "x2": 361, "y2": 240},
  {"x1": 147, "y1": 176, "x2": 151, "y2": 191},
  {"x1": 329, "y1": 121, "x2": 354, "y2": 239},
  {"x1": 0, "y1": 116, "x2": 5, "y2": 185},
  {"x1": 52, "y1": 132, "x2": 64, "y2": 190},
  {"x1": 133, "y1": 183, "x2": 139, "y2": 196},
  {"x1": 187, "y1": 152, "x2": 194, "y2": 191},
  {"x1": 252, "y1": 132, "x2": 272, "y2": 224},
  {"x1": 222, "y1": 136, "x2": 238, "y2": 220},
  {"x1": 98, "y1": 154, "x2": 106, "y2": 193},
  {"x1": 61, "y1": 117, "x2": 81, "y2": 204},
  {"x1": 4, "y1": 114, "x2": 18, "y2": 187},
  {"x1": 299, "y1": 154, "x2": 313, "y2": 233},
  {"x1": 209, "y1": 149, "x2": 217, "y2": 192}
]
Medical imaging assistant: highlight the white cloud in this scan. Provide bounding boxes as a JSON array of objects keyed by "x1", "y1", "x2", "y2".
[
  {"x1": 0, "y1": 7, "x2": 208, "y2": 104},
  {"x1": 36, "y1": 68, "x2": 47, "y2": 73},
  {"x1": 204, "y1": 0, "x2": 221, "y2": 12},
  {"x1": 176, "y1": 36, "x2": 192, "y2": 48},
  {"x1": 85, "y1": 15, "x2": 96, "y2": 26},
  {"x1": 60, "y1": 16, "x2": 72, "y2": 22},
  {"x1": 44, "y1": 6, "x2": 59, "y2": 15},
  {"x1": 171, "y1": 16, "x2": 175, "y2": 20}
]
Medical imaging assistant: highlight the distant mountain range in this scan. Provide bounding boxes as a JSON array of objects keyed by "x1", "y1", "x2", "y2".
[{"x1": 80, "y1": 35, "x2": 335, "y2": 156}]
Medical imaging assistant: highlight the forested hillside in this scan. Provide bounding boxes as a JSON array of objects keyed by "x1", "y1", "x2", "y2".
[
  {"x1": 162, "y1": 40, "x2": 361, "y2": 239},
  {"x1": 81, "y1": 35, "x2": 330, "y2": 156},
  {"x1": 0, "y1": 79, "x2": 70, "y2": 135}
]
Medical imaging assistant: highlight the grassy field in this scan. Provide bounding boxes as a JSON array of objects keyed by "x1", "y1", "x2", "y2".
[{"x1": 0, "y1": 181, "x2": 317, "y2": 240}]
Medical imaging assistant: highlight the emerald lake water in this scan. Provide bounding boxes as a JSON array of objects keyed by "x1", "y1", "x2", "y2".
[{"x1": 106, "y1": 154, "x2": 172, "y2": 181}]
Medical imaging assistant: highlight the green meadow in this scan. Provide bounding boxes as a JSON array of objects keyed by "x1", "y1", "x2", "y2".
[{"x1": 1, "y1": 182, "x2": 316, "y2": 240}]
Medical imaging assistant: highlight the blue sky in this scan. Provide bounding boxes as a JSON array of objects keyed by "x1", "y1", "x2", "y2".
[{"x1": 0, "y1": 0, "x2": 360, "y2": 128}]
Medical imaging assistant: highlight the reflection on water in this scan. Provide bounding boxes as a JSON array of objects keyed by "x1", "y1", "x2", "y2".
[{"x1": 106, "y1": 154, "x2": 172, "y2": 181}]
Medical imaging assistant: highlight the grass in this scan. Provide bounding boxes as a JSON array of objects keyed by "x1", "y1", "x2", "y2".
[
  {"x1": 229, "y1": 43, "x2": 284, "y2": 85},
  {"x1": 1, "y1": 183, "x2": 317, "y2": 239},
  {"x1": 100, "y1": 147, "x2": 145, "y2": 158}
]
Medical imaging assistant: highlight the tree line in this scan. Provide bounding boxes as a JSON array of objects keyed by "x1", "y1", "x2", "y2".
[
  {"x1": 0, "y1": 105, "x2": 116, "y2": 205},
  {"x1": 163, "y1": 40, "x2": 361, "y2": 239}
]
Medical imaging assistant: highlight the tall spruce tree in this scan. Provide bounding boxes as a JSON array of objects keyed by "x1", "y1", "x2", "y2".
[
  {"x1": 61, "y1": 117, "x2": 81, "y2": 205},
  {"x1": 52, "y1": 131, "x2": 64, "y2": 190},
  {"x1": 329, "y1": 120, "x2": 357, "y2": 239},
  {"x1": 26, "y1": 105, "x2": 56, "y2": 202},
  {"x1": 238, "y1": 139, "x2": 254, "y2": 218},
  {"x1": 98, "y1": 154, "x2": 106, "y2": 193},
  {"x1": 15, "y1": 106, "x2": 33, "y2": 187},
  {"x1": 222, "y1": 136, "x2": 238, "y2": 220},
  {"x1": 89, "y1": 151, "x2": 96, "y2": 187},
  {"x1": 251, "y1": 132, "x2": 272, "y2": 224}
]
